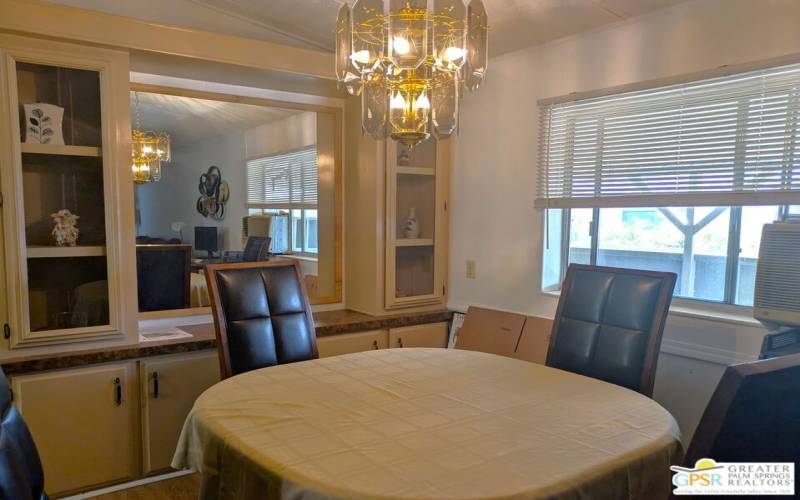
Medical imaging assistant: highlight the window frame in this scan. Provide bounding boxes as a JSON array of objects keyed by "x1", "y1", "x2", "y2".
[{"x1": 543, "y1": 205, "x2": 795, "y2": 308}]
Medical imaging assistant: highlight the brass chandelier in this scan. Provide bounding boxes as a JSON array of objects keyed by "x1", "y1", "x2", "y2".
[
  {"x1": 131, "y1": 92, "x2": 171, "y2": 184},
  {"x1": 336, "y1": 0, "x2": 488, "y2": 146}
]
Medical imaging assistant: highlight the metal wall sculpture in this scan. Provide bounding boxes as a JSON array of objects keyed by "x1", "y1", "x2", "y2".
[{"x1": 196, "y1": 166, "x2": 229, "y2": 220}]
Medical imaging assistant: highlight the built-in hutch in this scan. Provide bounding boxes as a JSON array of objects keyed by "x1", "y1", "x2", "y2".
[
  {"x1": 386, "y1": 139, "x2": 449, "y2": 309},
  {"x1": 0, "y1": 34, "x2": 137, "y2": 348},
  {"x1": 345, "y1": 95, "x2": 450, "y2": 316}
]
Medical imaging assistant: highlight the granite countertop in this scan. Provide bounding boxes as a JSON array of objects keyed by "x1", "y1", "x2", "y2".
[{"x1": 0, "y1": 309, "x2": 453, "y2": 375}]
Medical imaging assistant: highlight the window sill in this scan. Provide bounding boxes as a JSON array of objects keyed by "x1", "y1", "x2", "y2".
[
  {"x1": 283, "y1": 254, "x2": 318, "y2": 263},
  {"x1": 541, "y1": 290, "x2": 763, "y2": 328}
]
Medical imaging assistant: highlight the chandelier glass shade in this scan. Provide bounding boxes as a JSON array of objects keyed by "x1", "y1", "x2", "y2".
[
  {"x1": 336, "y1": 0, "x2": 488, "y2": 146},
  {"x1": 131, "y1": 92, "x2": 171, "y2": 184}
]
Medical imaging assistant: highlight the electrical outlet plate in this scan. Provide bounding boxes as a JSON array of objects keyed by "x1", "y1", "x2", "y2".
[{"x1": 466, "y1": 260, "x2": 476, "y2": 279}]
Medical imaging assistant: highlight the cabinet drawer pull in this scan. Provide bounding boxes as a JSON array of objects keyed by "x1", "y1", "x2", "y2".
[
  {"x1": 397, "y1": 337, "x2": 403, "y2": 348},
  {"x1": 114, "y1": 377, "x2": 122, "y2": 406},
  {"x1": 152, "y1": 372, "x2": 160, "y2": 399},
  {"x1": 372, "y1": 340, "x2": 379, "y2": 350}
]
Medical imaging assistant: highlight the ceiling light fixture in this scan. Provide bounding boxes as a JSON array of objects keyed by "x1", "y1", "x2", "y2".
[
  {"x1": 131, "y1": 92, "x2": 171, "y2": 184},
  {"x1": 336, "y1": 0, "x2": 488, "y2": 146}
]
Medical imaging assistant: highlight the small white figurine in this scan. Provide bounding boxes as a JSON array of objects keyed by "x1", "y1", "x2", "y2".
[{"x1": 51, "y1": 209, "x2": 80, "y2": 247}]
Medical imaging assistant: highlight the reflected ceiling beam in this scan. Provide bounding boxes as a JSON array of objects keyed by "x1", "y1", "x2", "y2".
[{"x1": 0, "y1": 0, "x2": 335, "y2": 79}]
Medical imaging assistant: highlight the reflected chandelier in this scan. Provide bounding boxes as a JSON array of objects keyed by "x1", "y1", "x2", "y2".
[
  {"x1": 131, "y1": 92, "x2": 171, "y2": 184},
  {"x1": 336, "y1": 0, "x2": 488, "y2": 146}
]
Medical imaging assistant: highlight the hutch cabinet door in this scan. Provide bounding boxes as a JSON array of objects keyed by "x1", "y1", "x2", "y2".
[
  {"x1": 388, "y1": 322, "x2": 449, "y2": 349},
  {"x1": 0, "y1": 34, "x2": 136, "y2": 347},
  {"x1": 385, "y1": 139, "x2": 449, "y2": 309},
  {"x1": 139, "y1": 351, "x2": 221, "y2": 474},
  {"x1": 316, "y1": 329, "x2": 388, "y2": 358},
  {"x1": 11, "y1": 362, "x2": 139, "y2": 496}
]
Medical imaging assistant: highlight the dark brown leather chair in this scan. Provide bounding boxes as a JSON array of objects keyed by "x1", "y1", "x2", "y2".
[
  {"x1": 685, "y1": 353, "x2": 800, "y2": 466},
  {"x1": 205, "y1": 260, "x2": 318, "y2": 378},
  {"x1": 0, "y1": 368, "x2": 47, "y2": 500},
  {"x1": 547, "y1": 264, "x2": 676, "y2": 396}
]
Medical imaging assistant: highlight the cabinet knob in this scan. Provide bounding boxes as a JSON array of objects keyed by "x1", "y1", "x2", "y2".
[
  {"x1": 372, "y1": 340, "x2": 379, "y2": 350},
  {"x1": 152, "y1": 372, "x2": 160, "y2": 399},
  {"x1": 113, "y1": 377, "x2": 122, "y2": 406},
  {"x1": 397, "y1": 337, "x2": 403, "y2": 348}
]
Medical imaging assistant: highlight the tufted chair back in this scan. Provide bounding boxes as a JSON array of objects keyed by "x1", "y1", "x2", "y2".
[
  {"x1": 206, "y1": 260, "x2": 318, "y2": 378},
  {"x1": 547, "y1": 264, "x2": 676, "y2": 396},
  {"x1": 685, "y1": 353, "x2": 800, "y2": 466},
  {"x1": 0, "y1": 367, "x2": 47, "y2": 500}
]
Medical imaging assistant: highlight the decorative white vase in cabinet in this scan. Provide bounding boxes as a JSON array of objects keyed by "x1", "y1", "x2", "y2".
[{"x1": 402, "y1": 207, "x2": 420, "y2": 239}]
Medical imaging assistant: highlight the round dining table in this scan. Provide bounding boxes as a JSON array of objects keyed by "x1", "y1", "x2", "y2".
[{"x1": 173, "y1": 348, "x2": 682, "y2": 500}]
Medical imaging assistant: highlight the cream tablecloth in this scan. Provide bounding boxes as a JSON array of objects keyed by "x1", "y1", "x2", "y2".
[
  {"x1": 173, "y1": 348, "x2": 682, "y2": 500},
  {"x1": 190, "y1": 272, "x2": 210, "y2": 307}
]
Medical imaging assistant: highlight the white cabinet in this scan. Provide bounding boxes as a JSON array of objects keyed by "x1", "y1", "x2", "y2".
[
  {"x1": 139, "y1": 351, "x2": 220, "y2": 474},
  {"x1": 11, "y1": 362, "x2": 139, "y2": 496},
  {"x1": 388, "y1": 323, "x2": 449, "y2": 349},
  {"x1": 385, "y1": 140, "x2": 449, "y2": 309},
  {"x1": 344, "y1": 103, "x2": 450, "y2": 316},
  {"x1": 10, "y1": 350, "x2": 222, "y2": 494},
  {"x1": 0, "y1": 33, "x2": 136, "y2": 347},
  {"x1": 317, "y1": 323, "x2": 450, "y2": 357},
  {"x1": 317, "y1": 330, "x2": 388, "y2": 358}
]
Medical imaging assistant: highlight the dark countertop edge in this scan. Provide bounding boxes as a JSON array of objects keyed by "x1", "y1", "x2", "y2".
[
  {"x1": 1, "y1": 309, "x2": 453, "y2": 376},
  {"x1": 315, "y1": 309, "x2": 454, "y2": 337}
]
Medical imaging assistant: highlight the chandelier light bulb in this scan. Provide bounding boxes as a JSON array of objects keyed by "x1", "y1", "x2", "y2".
[
  {"x1": 393, "y1": 36, "x2": 411, "y2": 55},
  {"x1": 390, "y1": 92, "x2": 407, "y2": 110},
  {"x1": 352, "y1": 50, "x2": 371, "y2": 64},
  {"x1": 415, "y1": 92, "x2": 431, "y2": 110},
  {"x1": 443, "y1": 46, "x2": 465, "y2": 62}
]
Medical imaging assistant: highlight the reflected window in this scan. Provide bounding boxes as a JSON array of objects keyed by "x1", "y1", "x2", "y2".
[{"x1": 246, "y1": 147, "x2": 318, "y2": 255}]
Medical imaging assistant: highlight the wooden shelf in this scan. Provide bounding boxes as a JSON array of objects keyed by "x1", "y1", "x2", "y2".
[
  {"x1": 27, "y1": 246, "x2": 106, "y2": 258},
  {"x1": 397, "y1": 166, "x2": 435, "y2": 176},
  {"x1": 21, "y1": 143, "x2": 102, "y2": 157},
  {"x1": 395, "y1": 238, "x2": 434, "y2": 247}
]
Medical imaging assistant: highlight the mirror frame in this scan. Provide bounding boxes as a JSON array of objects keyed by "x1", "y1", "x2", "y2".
[{"x1": 131, "y1": 82, "x2": 343, "y2": 319}]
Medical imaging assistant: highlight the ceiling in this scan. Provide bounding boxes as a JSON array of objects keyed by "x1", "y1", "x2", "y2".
[
  {"x1": 131, "y1": 92, "x2": 300, "y2": 147},
  {"x1": 47, "y1": 0, "x2": 694, "y2": 57}
]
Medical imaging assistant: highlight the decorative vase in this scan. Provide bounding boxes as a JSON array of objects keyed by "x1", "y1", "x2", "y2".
[
  {"x1": 51, "y1": 209, "x2": 80, "y2": 247},
  {"x1": 398, "y1": 148, "x2": 411, "y2": 166},
  {"x1": 402, "y1": 207, "x2": 420, "y2": 239},
  {"x1": 24, "y1": 103, "x2": 65, "y2": 145}
]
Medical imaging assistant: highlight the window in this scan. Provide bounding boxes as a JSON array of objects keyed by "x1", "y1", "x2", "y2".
[
  {"x1": 536, "y1": 63, "x2": 800, "y2": 209},
  {"x1": 246, "y1": 147, "x2": 318, "y2": 254},
  {"x1": 542, "y1": 205, "x2": 795, "y2": 306},
  {"x1": 538, "y1": 62, "x2": 800, "y2": 307}
]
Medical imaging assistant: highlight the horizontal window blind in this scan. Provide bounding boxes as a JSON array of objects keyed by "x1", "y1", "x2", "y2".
[
  {"x1": 536, "y1": 63, "x2": 800, "y2": 208},
  {"x1": 247, "y1": 147, "x2": 317, "y2": 209}
]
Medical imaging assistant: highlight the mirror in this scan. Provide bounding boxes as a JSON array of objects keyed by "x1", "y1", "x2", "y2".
[{"x1": 131, "y1": 87, "x2": 342, "y2": 316}]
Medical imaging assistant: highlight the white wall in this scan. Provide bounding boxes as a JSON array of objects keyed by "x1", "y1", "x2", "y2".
[
  {"x1": 245, "y1": 112, "x2": 315, "y2": 157},
  {"x1": 450, "y1": 0, "x2": 800, "y2": 444}
]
